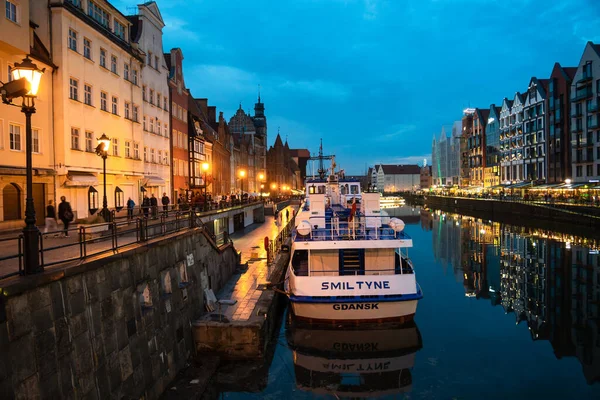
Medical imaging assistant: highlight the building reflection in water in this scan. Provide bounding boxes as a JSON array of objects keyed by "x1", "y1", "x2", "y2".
[
  {"x1": 286, "y1": 317, "x2": 422, "y2": 396},
  {"x1": 423, "y1": 208, "x2": 600, "y2": 384}
]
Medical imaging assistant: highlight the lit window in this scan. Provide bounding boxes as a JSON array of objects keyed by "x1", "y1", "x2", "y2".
[
  {"x1": 32, "y1": 129, "x2": 40, "y2": 153},
  {"x1": 69, "y1": 78, "x2": 79, "y2": 100},
  {"x1": 71, "y1": 127, "x2": 80, "y2": 150},
  {"x1": 83, "y1": 38, "x2": 91, "y2": 59},
  {"x1": 85, "y1": 131, "x2": 93, "y2": 152},
  {"x1": 68, "y1": 29, "x2": 78, "y2": 51},
  {"x1": 9, "y1": 124, "x2": 21, "y2": 151},
  {"x1": 84, "y1": 84, "x2": 92, "y2": 105},
  {"x1": 112, "y1": 138, "x2": 118, "y2": 156},
  {"x1": 6, "y1": 0, "x2": 17, "y2": 23}
]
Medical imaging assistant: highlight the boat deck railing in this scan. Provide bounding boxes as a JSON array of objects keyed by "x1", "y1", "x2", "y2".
[{"x1": 293, "y1": 216, "x2": 410, "y2": 242}]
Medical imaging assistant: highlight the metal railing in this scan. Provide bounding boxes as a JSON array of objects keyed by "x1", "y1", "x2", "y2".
[
  {"x1": 292, "y1": 215, "x2": 410, "y2": 242},
  {"x1": 267, "y1": 214, "x2": 296, "y2": 265},
  {"x1": 0, "y1": 202, "x2": 259, "y2": 280}
]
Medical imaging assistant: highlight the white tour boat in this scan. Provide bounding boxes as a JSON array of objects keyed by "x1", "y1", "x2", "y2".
[{"x1": 284, "y1": 148, "x2": 422, "y2": 323}]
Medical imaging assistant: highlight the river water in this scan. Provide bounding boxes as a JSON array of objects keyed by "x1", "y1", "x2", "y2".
[{"x1": 217, "y1": 205, "x2": 600, "y2": 399}]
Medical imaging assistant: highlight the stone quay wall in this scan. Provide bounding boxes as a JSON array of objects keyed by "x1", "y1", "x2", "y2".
[{"x1": 0, "y1": 228, "x2": 238, "y2": 399}]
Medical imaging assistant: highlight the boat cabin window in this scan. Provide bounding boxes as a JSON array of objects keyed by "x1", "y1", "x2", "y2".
[
  {"x1": 340, "y1": 184, "x2": 349, "y2": 194},
  {"x1": 309, "y1": 185, "x2": 316, "y2": 194},
  {"x1": 317, "y1": 185, "x2": 326, "y2": 194},
  {"x1": 350, "y1": 185, "x2": 359, "y2": 194},
  {"x1": 292, "y1": 250, "x2": 309, "y2": 276}
]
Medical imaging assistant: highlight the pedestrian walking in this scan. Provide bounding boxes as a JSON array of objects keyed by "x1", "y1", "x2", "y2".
[
  {"x1": 44, "y1": 200, "x2": 59, "y2": 234},
  {"x1": 58, "y1": 196, "x2": 73, "y2": 237},
  {"x1": 286, "y1": 209, "x2": 289, "y2": 221},
  {"x1": 126, "y1": 197, "x2": 135, "y2": 221},
  {"x1": 162, "y1": 192, "x2": 170, "y2": 215},
  {"x1": 150, "y1": 193, "x2": 158, "y2": 218},
  {"x1": 142, "y1": 195, "x2": 150, "y2": 218}
]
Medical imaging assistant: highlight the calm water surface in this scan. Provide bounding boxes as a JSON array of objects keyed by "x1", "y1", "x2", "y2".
[{"x1": 218, "y1": 206, "x2": 600, "y2": 399}]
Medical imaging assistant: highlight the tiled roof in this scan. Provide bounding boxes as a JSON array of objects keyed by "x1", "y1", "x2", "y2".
[{"x1": 380, "y1": 164, "x2": 421, "y2": 175}]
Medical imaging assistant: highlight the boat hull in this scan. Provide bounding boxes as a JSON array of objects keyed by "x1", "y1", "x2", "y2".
[{"x1": 289, "y1": 298, "x2": 418, "y2": 323}]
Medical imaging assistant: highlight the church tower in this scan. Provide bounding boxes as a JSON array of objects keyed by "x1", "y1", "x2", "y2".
[{"x1": 252, "y1": 87, "x2": 267, "y2": 176}]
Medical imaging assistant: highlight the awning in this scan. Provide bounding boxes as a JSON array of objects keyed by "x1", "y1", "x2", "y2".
[
  {"x1": 64, "y1": 171, "x2": 98, "y2": 187},
  {"x1": 142, "y1": 175, "x2": 166, "y2": 187}
]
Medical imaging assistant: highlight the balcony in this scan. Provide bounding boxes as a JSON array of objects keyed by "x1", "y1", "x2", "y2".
[
  {"x1": 577, "y1": 74, "x2": 593, "y2": 84},
  {"x1": 572, "y1": 88, "x2": 593, "y2": 102}
]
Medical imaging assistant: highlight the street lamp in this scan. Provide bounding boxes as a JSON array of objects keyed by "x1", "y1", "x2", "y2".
[
  {"x1": 95, "y1": 133, "x2": 111, "y2": 222},
  {"x1": 1, "y1": 56, "x2": 45, "y2": 274},
  {"x1": 239, "y1": 169, "x2": 246, "y2": 193},
  {"x1": 202, "y1": 162, "x2": 209, "y2": 211}
]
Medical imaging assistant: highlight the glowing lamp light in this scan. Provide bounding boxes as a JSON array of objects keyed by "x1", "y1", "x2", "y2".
[
  {"x1": 259, "y1": 173, "x2": 265, "y2": 180},
  {"x1": 271, "y1": 183, "x2": 276, "y2": 190},
  {"x1": 202, "y1": 162, "x2": 209, "y2": 171},
  {"x1": 239, "y1": 169, "x2": 246, "y2": 178},
  {"x1": 97, "y1": 133, "x2": 111, "y2": 152},
  {"x1": 565, "y1": 179, "x2": 572, "y2": 185},
  {"x1": 11, "y1": 57, "x2": 45, "y2": 97}
]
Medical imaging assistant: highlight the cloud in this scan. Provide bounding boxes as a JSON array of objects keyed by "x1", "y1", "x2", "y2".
[
  {"x1": 162, "y1": 15, "x2": 200, "y2": 42},
  {"x1": 374, "y1": 154, "x2": 431, "y2": 166},
  {"x1": 376, "y1": 124, "x2": 417, "y2": 141}
]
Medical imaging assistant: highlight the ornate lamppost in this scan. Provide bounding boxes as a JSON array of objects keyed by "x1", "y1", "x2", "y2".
[
  {"x1": 1, "y1": 57, "x2": 45, "y2": 274},
  {"x1": 95, "y1": 133, "x2": 111, "y2": 222},
  {"x1": 202, "y1": 162, "x2": 209, "y2": 211}
]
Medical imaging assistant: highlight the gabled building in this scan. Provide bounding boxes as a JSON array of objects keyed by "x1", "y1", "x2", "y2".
[
  {"x1": 0, "y1": 1, "x2": 56, "y2": 229},
  {"x1": 129, "y1": 1, "x2": 171, "y2": 198},
  {"x1": 50, "y1": 0, "x2": 145, "y2": 219},
  {"x1": 484, "y1": 105, "x2": 502, "y2": 188},
  {"x1": 523, "y1": 77, "x2": 549, "y2": 182},
  {"x1": 165, "y1": 47, "x2": 190, "y2": 199},
  {"x1": 570, "y1": 42, "x2": 600, "y2": 182},
  {"x1": 547, "y1": 63, "x2": 576, "y2": 184},
  {"x1": 460, "y1": 109, "x2": 475, "y2": 187},
  {"x1": 470, "y1": 108, "x2": 489, "y2": 186},
  {"x1": 500, "y1": 93, "x2": 525, "y2": 183},
  {"x1": 431, "y1": 122, "x2": 461, "y2": 187},
  {"x1": 374, "y1": 164, "x2": 421, "y2": 193}
]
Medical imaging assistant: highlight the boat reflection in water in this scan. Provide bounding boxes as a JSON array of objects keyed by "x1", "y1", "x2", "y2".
[{"x1": 286, "y1": 316, "x2": 422, "y2": 397}]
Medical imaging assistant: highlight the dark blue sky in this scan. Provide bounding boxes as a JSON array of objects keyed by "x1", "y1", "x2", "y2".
[{"x1": 116, "y1": 0, "x2": 600, "y2": 174}]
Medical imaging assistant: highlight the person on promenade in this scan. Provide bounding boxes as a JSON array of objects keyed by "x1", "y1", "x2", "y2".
[
  {"x1": 150, "y1": 194, "x2": 158, "y2": 218},
  {"x1": 44, "y1": 200, "x2": 58, "y2": 234},
  {"x1": 126, "y1": 197, "x2": 135, "y2": 221},
  {"x1": 162, "y1": 193, "x2": 170, "y2": 215},
  {"x1": 58, "y1": 196, "x2": 73, "y2": 237},
  {"x1": 142, "y1": 195, "x2": 150, "y2": 218}
]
